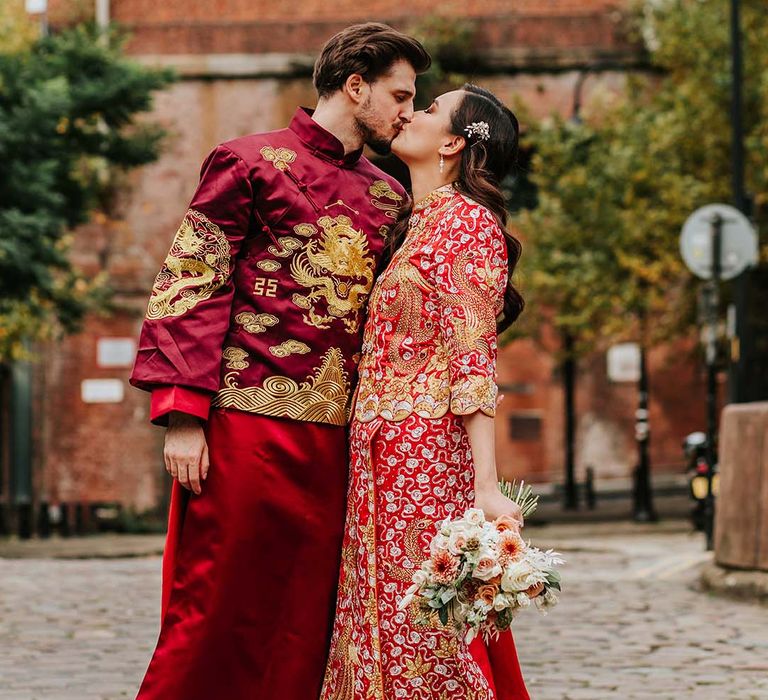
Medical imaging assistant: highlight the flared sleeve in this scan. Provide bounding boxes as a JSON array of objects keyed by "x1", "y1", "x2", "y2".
[
  {"x1": 129, "y1": 145, "x2": 254, "y2": 424},
  {"x1": 433, "y1": 201, "x2": 509, "y2": 417}
]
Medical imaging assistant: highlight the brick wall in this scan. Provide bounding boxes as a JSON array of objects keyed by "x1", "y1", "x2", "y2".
[{"x1": 30, "y1": 0, "x2": 711, "y2": 520}]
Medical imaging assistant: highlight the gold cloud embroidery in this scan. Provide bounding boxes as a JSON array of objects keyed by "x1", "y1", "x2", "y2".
[
  {"x1": 268, "y1": 237, "x2": 303, "y2": 257},
  {"x1": 235, "y1": 312, "x2": 278, "y2": 334},
  {"x1": 269, "y1": 340, "x2": 311, "y2": 357},
  {"x1": 260, "y1": 146, "x2": 297, "y2": 172},
  {"x1": 369, "y1": 179, "x2": 403, "y2": 219},
  {"x1": 257, "y1": 260, "x2": 281, "y2": 272},
  {"x1": 222, "y1": 346, "x2": 249, "y2": 370}
]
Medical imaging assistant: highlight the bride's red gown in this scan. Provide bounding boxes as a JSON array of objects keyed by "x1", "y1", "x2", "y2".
[{"x1": 320, "y1": 186, "x2": 530, "y2": 699}]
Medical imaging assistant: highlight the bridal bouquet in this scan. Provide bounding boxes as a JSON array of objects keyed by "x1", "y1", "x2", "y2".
[{"x1": 398, "y1": 481, "x2": 564, "y2": 643}]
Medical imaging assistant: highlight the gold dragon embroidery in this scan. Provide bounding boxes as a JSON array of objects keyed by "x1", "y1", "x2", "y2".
[
  {"x1": 146, "y1": 209, "x2": 231, "y2": 320},
  {"x1": 290, "y1": 215, "x2": 375, "y2": 334}
]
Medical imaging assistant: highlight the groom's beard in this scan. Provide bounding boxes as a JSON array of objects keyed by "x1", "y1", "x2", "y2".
[{"x1": 355, "y1": 101, "x2": 394, "y2": 156}]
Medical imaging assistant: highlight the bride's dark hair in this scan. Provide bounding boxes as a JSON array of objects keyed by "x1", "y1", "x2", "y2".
[{"x1": 386, "y1": 84, "x2": 524, "y2": 333}]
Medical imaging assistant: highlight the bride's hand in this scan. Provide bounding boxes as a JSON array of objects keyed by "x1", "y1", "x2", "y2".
[{"x1": 474, "y1": 485, "x2": 524, "y2": 531}]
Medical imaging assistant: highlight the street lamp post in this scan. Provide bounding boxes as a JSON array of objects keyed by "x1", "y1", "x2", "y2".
[
  {"x1": 632, "y1": 323, "x2": 657, "y2": 523},
  {"x1": 729, "y1": 0, "x2": 750, "y2": 403},
  {"x1": 703, "y1": 215, "x2": 723, "y2": 550}
]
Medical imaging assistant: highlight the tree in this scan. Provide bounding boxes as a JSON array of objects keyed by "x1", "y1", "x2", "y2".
[
  {"x1": 516, "y1": 0, "x2": 767, "y2": 508},
  {"x1": 518, "y1": 0, "x2": 767, "y2": 350},
  {"x1": 0, "y1": 20, "x2": 174, "y2": 359}
]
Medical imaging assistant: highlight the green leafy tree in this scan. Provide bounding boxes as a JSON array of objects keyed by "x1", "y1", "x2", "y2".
[
  {"x1": 518, "y1": 0, "x2": 766, "y2": 351},
  {"x1": 0, "y1": 21, "x2": 174, "y2": 359}
]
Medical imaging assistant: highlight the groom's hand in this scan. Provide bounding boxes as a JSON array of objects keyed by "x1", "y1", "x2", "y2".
[{"x1": 165, "y1": 411, "x2": 210, "y2": 495}]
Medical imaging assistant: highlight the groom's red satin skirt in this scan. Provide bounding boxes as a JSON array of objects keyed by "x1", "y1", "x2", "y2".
[{"x1": 136, "y1": 409, "x2": 349, "y2": 700}]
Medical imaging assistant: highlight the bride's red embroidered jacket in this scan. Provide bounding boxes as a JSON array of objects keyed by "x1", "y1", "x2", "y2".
[
  {"x1": 354, "y1": 184, "x2": 509, "y2": 423},
  {"x1": 130, "y1": 108, "x2": 405, "y2": 426}
]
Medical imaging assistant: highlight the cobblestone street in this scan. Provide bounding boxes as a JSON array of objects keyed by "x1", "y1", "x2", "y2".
[{"x1": 1, "y1": 524, "x2": 767, "y2": 699}]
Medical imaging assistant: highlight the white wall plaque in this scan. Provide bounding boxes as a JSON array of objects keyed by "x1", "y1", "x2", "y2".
[
  {"x1": 97, "y1": 338, "x2": 136, "y2": 368},
  {"x1": 25, "y1": 0, "x2": 47, "y2": 14},
  {"x1": 81, "y1": 379, "x2": 125, "y2": 404},
  {"x1": 607, "y1": 343, "x2": 641, "y2": 383}
]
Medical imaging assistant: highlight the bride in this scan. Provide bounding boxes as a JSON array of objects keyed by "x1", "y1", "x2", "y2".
[{"x1": 320, "y1": 84, "x2": 532, "y2": 699}]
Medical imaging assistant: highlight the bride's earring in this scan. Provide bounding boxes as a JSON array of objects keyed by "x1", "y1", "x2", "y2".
[{"x1": 439, "y1": 153, "x2": 445, "y2": 174}]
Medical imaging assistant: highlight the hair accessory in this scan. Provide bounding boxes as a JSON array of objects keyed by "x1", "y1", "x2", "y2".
[{"x1": 464, "y1": 121, "x2": 490, "y2": 142}]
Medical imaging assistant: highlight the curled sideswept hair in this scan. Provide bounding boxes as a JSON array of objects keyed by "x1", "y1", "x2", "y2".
[
  {"x1": 387, "y1": 84, "x2": 524, "y2": 332},
  {"x1": 313, "y1": 23, "x2": 431, "y2": 99}
]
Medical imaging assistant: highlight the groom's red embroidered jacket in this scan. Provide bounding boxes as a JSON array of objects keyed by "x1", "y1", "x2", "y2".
[{"x1": 130, "y1": 108, "x2": 405, "y2": 426}]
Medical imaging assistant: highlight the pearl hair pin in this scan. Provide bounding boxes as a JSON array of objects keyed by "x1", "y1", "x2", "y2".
[{"x1": 464, "y1": 121, "x2": 490, "y2": 142}]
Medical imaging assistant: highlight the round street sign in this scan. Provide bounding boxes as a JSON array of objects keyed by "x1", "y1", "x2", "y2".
[{"x1": 680, "y1": 203, "x2": 758, "y2": 280}]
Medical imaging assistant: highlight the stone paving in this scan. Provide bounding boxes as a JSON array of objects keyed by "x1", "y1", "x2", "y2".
[{"x1": 1, "y1": 525, "x2": 767, "y2": 699}]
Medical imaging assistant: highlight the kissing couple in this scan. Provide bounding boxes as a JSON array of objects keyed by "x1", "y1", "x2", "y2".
[{"x1": 131, "y1": 22, "x2": 530, "y2": 700}]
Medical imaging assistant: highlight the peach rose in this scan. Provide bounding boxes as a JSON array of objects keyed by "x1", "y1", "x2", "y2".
[
  {"x1": 475, "y1": 556, "x2": 502, "y2": 581},
  {"x1": 494, "y1": 513, "x2": 521, "y2": 534},
  {"x1": 525, "y1": 582, "x2": 545, "y2": 599},
  {"x1": 477, "y1": 584, "x2": 498, "y2": 607}
]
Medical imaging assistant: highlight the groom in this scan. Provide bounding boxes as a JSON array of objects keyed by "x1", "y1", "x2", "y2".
[{"x1": 130, "y1": 23, "x2": 430, "y2": 699}]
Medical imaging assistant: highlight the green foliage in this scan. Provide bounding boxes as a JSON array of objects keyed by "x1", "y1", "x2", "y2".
[
  {"x1": 408, "y1": 16, "x2": 481, "y2": 109},
  {"x1": 516, "y1": 0, "x2": 767, "y2": 353},
  {"x1": 0, "y1": 24, "x2": 174, "y2": 359},
  {"x1": 0, "y1": 1, "x2": 39, "y2": 55}
]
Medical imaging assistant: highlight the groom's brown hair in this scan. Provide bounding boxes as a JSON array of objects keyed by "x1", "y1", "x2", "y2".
[{"x1": 313, "y1": 23, "x2": 431, "y2": 99}]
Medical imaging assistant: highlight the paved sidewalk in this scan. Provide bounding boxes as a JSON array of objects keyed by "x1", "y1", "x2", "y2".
[{"x1": 1, "y1": 524, "x2": 766, "y2": 699}]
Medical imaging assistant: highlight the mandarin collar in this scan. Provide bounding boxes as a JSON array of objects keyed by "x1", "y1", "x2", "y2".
[
  {"x1": 412, "y1": 183, "x2": 457, "y2": 214},
  {"x1": 289, "y1": 107, "x2": 364, "y2": 168}
]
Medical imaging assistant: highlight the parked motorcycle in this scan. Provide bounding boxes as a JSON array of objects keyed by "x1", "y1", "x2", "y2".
[{"x1": 682, "y1": 431, "x2": 719, "y2": 532}]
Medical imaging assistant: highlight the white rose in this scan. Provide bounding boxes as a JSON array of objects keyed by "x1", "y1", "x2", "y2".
[
  {"x1": 501, "y1": 561, "x2": 536, "y2": 593},
  {"x1": 464, "y1": 508, "x2": 486, "y2": 526}
]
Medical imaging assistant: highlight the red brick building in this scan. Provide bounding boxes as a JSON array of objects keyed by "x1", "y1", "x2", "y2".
[{"x1": 1, "y1": 0, "x2": 712, "y2": 535}]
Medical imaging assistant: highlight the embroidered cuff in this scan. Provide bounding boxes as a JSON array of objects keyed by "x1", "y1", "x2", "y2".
[
  {"x1": 450, "y1": 375, "x2": 497, "y2": 417},
  {"x1": 150, "y1": 385, "x2": 212, "y2": 426}
]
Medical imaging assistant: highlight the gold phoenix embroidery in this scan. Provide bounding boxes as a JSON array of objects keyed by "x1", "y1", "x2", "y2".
[
  {"x1": 235, "y1": 312, "x2": 278, "y2": 334},
  {"x1": 369, "y1": 179, "x2": 403, "y2": 219},
  {"x1": 269, "y1": 340, "x2": 311, "y2": 357},
  {"x1": 260, "y1": 145, "x2": 297, "y2": 172},
  {"x1": 290, "y1": 215, "x2": 375, "y2": 334},
  {"x1": 257, "y1": 260, "x2": 281, "y2": 272},
  {"x1": 212, "y1": 347, "x2": 351, "y2": 426},
  {"x1": 146, "y1": 209, "x2": 231, "y2": 320},
  {"x1": 222, "y1": 346, "x2": 249, "y2": 370}
]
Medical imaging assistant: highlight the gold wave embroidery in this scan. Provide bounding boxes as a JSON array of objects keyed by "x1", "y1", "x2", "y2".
[
  {"x1": 212, "y1": 347, "x2": 351, "y2": 426},
  {"x1": 260, "y1": 145, "x2": 296, "y2": 172},
  {"x1": 222, "y1": 346, "x2": 249, "y2": 370},
  {"x1": 290, "y1": 215, "x2": 375, "y2": 334},
  {"x1": 257, "y1": 260, "x2": 281, "y2": 272},
  {"x1": 369, "y1": 179, "x2": 403, "y2": 219},
  {"x1": 234, "y1": 312, "x2": 278, "y2": 334},
  {"x1": 146, "y1": 209, "x2": 231, "y2": 320},
  {"x1": 269, "y1": 340, "x2": 311, "y2": 357}
]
